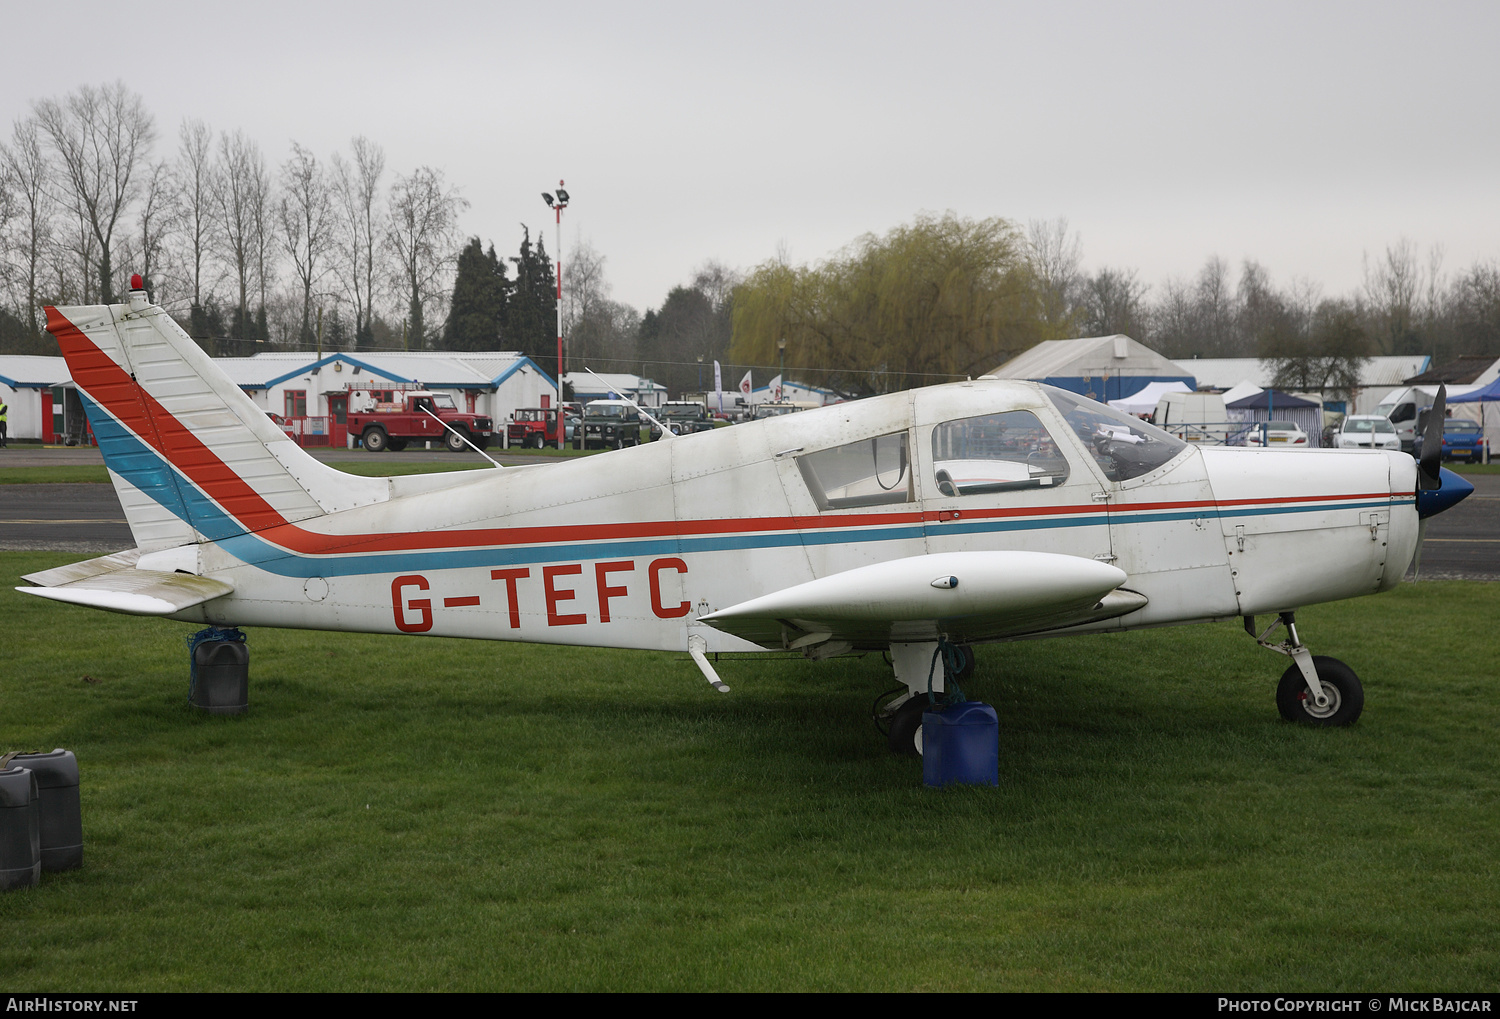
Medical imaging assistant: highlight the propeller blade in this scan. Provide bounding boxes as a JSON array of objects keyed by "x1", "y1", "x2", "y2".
[{"x1": 1418, "y1": 384, "x2": 1446, "y2": 490}]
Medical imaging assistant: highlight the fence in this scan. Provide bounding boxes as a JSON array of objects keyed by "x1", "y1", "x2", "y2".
[{"x1": 282, "y1": 416, "x2": 341, "y2": 447}]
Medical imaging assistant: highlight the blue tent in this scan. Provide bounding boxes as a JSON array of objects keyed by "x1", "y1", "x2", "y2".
[{"x1": 1447, "y1": 377, "x2": 1500, "y2": 403}]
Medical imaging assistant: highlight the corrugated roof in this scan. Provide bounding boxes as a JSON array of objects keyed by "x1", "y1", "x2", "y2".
[
  {"x1": 214, "y1": 350, "x2": 537, "y2": 389},
  {"x1": 992, "y1": 335, "x2": 1186, "y2": 379},
  {"x1": 1176, "y1": 355, "x2": 1430, "y2": 390},
  {"x1": 0, "y1": 355, "x2": 70, "y2": 388},
  {"x1": 564, "y1": 372, "x2": 667, "y2": 392},
  {"x1": 1405, "y1": 355, "x2": 1500, "y2": 385}
]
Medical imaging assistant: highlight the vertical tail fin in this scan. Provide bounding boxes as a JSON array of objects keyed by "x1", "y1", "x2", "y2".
[{"x1": 46, "y1": 291, "x2": 389, "y2": 552}]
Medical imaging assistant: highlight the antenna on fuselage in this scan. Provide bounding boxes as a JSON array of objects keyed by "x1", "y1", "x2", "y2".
[
  {"x1": 583, "y1": 366, "x2": 675, "y2": 441},
  {"x1": 417, "y1": 406, "x2": 505, "y2": 468}
]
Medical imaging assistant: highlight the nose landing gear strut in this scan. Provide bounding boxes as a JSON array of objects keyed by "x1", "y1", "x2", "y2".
[{"x1": 1246, "y1": 612, "x2": 1364, "y2": 726}]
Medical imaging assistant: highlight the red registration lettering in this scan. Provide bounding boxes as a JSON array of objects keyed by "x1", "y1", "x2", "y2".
[
  {"x1": 543, "y1": 564, "x2": 587, "y2": 626},
  {"x1": 648, "y1": 557, "x2": 691, "y2": 619},
  {"x1": 391, "y1": 575, "x2": 432, "y2": 632},
  {"x1": 490, "y1": 567, "x2": 530, "y2": 629},
  {"x1": 595, "y1": 561, "x2": 634, "y2": 623}
]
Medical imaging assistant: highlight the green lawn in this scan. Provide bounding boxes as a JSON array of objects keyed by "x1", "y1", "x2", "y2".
[{"x1": 2, "y1": 554, "x2": 1498, "y2": 991}]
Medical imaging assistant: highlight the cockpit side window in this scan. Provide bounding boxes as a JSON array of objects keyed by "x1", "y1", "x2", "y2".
[
  {"x1": 929, "y1": 410, "x2": 1069, "y2": 497},
  {"x1": 797, "y1": 431, "x2": 912, "y2": 510},
  {"x1": 1044, "y1": 387, "x2": 1188, "y2": 482}
]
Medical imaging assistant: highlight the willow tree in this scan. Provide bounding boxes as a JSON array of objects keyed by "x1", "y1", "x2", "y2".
[{"x1": 730, "y1": 213, "x2": 1041, "y2": 394}]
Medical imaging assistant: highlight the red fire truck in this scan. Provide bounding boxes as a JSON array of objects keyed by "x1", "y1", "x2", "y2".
[{"x1": 345, "y1": 386, "x2": 493, "y2": 452}]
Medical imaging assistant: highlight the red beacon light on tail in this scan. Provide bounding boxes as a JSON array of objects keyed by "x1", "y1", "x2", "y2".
[{"x1": 127, "y1": 273, "x2": 149, "y2": 311}]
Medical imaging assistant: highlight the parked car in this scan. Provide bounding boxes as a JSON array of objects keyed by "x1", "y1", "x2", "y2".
[
  {"x1": 507, "y1": 407, "x2": 577, "y2": 449},
  {"x1": 1242, "y1": 421, "x2": 1309, "y2": 447},
  {"x1": 649, "y1": 401, "x2": 716, "y2": 440},
  {"x1": 576, "y1": 399, "x2": 642, "y2": 450},
  {"x1": 1331, "y1": 414, "x2": 1400, "y2": 451},
  {"x1": 1414, "y1": 418, "x2": 1486, "y2": 463}
]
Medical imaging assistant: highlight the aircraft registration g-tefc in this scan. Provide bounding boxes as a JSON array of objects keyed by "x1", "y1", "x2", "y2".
[{"x1": 20, "y1": 281, "x2": 1475, "y2": 755}]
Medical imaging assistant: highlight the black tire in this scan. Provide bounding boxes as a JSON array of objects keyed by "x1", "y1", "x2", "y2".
[
  {"x1": 362, "y1": 427, "x2": 388, "y2": 453},
  {"x1": 532, "y1": 433, "x2": 545, "y2": 450},
  {"x1": 1276, "y1": 656, "x2": 1363, "y2": 726},
  {"x1": 388, "y1": 437, "x2": 408, "y2": 452},
  {"x1": 474, "y1": 436, "x2": 489, "y2": 451},
  {"x1": 887, "y1": 696, "x2": 931, "y2": 757},
  {"x1": 444, "y1": 429, "x2": 467, "y2": 453},
  {"x1": 949, "y1": 644, "x2": 976, "y2": 683}
]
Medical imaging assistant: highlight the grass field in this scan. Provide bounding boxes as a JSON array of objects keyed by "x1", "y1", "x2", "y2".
[{"x1": 2, "y1": 553, "x2": 1498, "y2": 990}]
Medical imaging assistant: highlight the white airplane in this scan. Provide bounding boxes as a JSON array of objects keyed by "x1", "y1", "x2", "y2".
[{"x1": 19, "y1": 282, "x2": 1475, "y2": 755}]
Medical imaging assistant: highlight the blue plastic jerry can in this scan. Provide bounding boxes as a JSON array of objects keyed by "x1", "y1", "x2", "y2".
[{"x1": 922, "y1": 702, "x2": 999, "y2": 788}]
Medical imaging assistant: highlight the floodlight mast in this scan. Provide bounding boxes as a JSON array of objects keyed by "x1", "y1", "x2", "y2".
[{"x1": 545, "y1": 181, "x2": 569, "y2": 450}]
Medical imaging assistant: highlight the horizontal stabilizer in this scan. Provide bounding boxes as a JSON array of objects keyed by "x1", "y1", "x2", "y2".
[
  {"x1": 18, "y1": 549, "x2": 232, "y2": 616},
  {"x1": 698, "y1": 550, "x2": 1135, "y2": 648}
]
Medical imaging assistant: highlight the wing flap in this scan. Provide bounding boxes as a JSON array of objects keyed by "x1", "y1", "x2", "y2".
[{"x1": 697, "y1": 551, "x2": 1137, "y2": 649}]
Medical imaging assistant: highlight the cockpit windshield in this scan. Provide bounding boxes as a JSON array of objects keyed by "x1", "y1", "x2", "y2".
[{"x1": 1044, "y1": 387, "x2": 1188, "y2": 482}]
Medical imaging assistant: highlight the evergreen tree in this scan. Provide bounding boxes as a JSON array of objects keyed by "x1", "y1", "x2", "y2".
[
  {"x1": 327, "y1": 308, "x2": 348, "y2": 350},
  {"x1": 444, "y1": 238, "x2": 511, "y2": 351},
  {"x1": 636, "y1": 308, "x2": 661, "y2": 377},
  {"x1": 508, "y1": 227, "x2": 557, "y2": 362}
]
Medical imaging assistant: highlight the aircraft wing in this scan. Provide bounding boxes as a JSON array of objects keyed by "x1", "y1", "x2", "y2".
[
  {"x1": 697, "y1": 550, "x2": 1146, "y2": 650},
  {"x1": 17, "y1": 549, "x2": 233, "y2": 617}
]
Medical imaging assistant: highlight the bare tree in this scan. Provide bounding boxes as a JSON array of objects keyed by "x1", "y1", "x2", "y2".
[
  {"x1": 386, "y1": 166, "x2": 467, "y2": 348},
  {"x1": 561, "y1": 239, "x2": 650, "y2": 368},
  {"x1": 131, "y1": 159, "x2": 177, "y2": 303},
  {"x1": 331, "y1": 137, "x2": 386, "y2": 348},
  {"x1": 214, "y1": 129, "x2": 270, "y2": 341},
  {"x1": 562, "y1": 237, "x2": 609, "y2": 337},
  {"x1": 1079, "y1": 267, "x2": 1148, "y2": 339},
  {"x1": 174, "y1": 118, "x2": 217, "y2": 313},
  {"x1": 0, "y1": 116, "x2": 55, "y2": 335},
  {"x1": 1362, "y1": 238, "x2": 1421, "y2": 354},
  {"x1": 32, "y1": 81, "x2": 156, "y2": 304},
  {"x1": 277, "y1": 142, "x2": 334, "y2": 348},
  {"x1": 1026, "y1": 217, "x2": 1083, "y2": 339}
]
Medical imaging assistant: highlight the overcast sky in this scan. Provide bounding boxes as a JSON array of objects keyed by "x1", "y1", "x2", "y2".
[{"x1": 6, "y1": 0, "x2": 1496, "y2": 313}]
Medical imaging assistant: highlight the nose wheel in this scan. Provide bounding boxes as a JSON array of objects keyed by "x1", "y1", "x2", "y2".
[
  {"x1": 1248, "y1": 613, "x2": 1364, "y2": 727},
  {"x1": 1275, "y1": 655, "x2": 1364, "y2": 726}
]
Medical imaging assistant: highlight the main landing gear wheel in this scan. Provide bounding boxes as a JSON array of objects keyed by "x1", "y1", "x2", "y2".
[
  {"x1": 887, "y1": 697, "x2": 930, "y2": 757},
  {"x1": 949, "y1": 644, "x2": 976, "y2": 683},
  {"x1": 1276, "y1": 656, "x2": 1364, "y2": 727}
]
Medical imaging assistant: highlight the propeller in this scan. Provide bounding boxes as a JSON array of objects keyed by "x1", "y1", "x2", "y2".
[
  {"x1": 1410, "y1": 384, "x2": 1476, "y2": 578},
  {"x1": 1417, "y1": 384, "x2": 1446, "y2": 492}
]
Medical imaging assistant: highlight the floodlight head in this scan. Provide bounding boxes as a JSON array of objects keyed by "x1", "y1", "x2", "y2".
[
  {"x1": 556, "y1": 188, "x2": 570, "y2": 203},
  {"x1": 542, "y1": 193, "x2": 554, "y2": 207}
]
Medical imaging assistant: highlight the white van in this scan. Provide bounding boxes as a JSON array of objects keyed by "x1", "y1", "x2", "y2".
[
  {"x1": 1374, "y1": 386, "x2": 1437, "y2": 453},
  {"x1": 1152, "y1": 392, "x2": 1230, "y2": 443}
]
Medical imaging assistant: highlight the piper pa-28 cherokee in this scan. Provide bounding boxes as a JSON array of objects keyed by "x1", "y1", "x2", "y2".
[{"x1": 20, "y1": 280, "x2": 1474, "y2": 755}]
